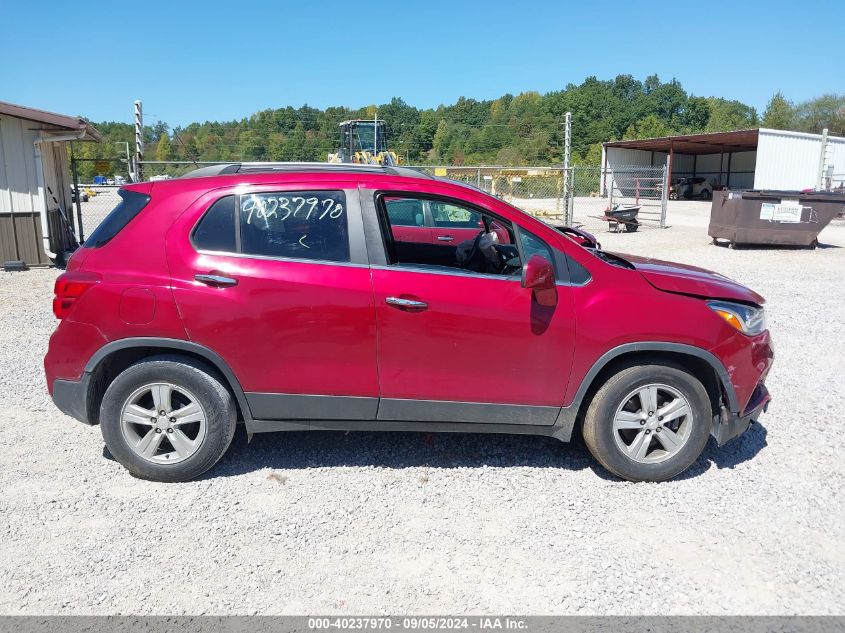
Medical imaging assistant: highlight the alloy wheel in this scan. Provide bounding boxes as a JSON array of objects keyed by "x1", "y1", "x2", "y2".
[
  {"x1": 119, "y1": 382, "x2": 207, "y2": 465},
  {"x1": 612, "y1": 383, "x2": 693, "y2": 464}
]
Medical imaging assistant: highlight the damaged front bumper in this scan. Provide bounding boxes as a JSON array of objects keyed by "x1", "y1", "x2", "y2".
[{"x1": 711, "y1": 382, "x2": 771, "y2": 446}]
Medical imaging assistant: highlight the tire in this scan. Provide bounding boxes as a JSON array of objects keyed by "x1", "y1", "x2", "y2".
[
  {"x1": 700, "y1": 189, "x2": 711, "y2": 201},
  {"x1": 582, "y1": 362, "x2": 712, "y2": 482},
  {"x1": 99, "y1": 355, "x2": 237, "y2": 482},
  {"x1": 728, "y1": 240, "x2": 738, "y2": 249},
  {"x1": 624, "y1": 221, "x2": 639, "y2": 233}
]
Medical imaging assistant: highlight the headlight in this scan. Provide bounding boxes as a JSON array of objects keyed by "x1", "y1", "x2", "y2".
[{"x1": 707, "y1": 300, "x2": 767, "y2": 335}]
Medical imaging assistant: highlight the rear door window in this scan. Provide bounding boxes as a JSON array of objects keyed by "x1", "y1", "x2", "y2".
[
  {"x1": 239, "y1": 191, "x2": 349, "y2": 262},
  {"x1": 191, "y1": 190, "x2": 350, "y2": 263}
]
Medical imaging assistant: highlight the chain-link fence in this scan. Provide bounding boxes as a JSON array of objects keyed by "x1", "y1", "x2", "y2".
[
  {"x1": 70, "y1": 158, "x2": 211, "y2": 240},
  {"x1": 412, "y1": 164, "x2": 668, "y2": 230},
  {"x1": 72, "y1": 159, "x2": 669, "y2": 239},
  {"x1": 598, "y1": 164, "x2": 668, "y2": 229},
  {"x1": 413, "y1": 166, "x2": 570, "y2": 218},
  {"x1": 69, "y1": 157, "x2": 128, "y2": 242}
]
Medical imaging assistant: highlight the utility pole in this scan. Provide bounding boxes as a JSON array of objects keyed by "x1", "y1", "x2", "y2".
[
  {"x1": 134, "y1": 100, "x2": 144, "y2": 182},
  {"x1": 563, "y1": 112, "x2": 572, "y2": 224},
  {"x1": 115, "y1": 141, "x2": 132, "y2": 182}
]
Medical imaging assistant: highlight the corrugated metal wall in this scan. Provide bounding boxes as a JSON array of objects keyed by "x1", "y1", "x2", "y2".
[
  {"x1": 0, "y1": 116, "x2": 44, "y2": 214},
  {"x1": 0, "y1": 114, "x2": 72, "y2": 265},
  {"x1": 755, "y1": 129, "x2": 845, "y2": 190},
  {"x1": 605, "y1": 146, "x2": 756, "y2": 189}
]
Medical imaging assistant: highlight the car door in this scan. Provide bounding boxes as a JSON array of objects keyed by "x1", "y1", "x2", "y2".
[
  {"x1": 166, "y1": 183, "x2": 379, "y2": 421},
  {"x1": 366, "y1": 190, "x2": 576, "y2": 425}
]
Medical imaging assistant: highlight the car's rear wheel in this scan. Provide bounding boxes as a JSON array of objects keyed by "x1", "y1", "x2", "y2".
[
  {"x1": 100, "y1": 356, "x2": 236, "y2": 482},
  {"x1": 582, "y1": 362, "x2": 712, "y2": 482},
  {"x1": 700, "y1": 189, "x2": 711, "y2": 201}
]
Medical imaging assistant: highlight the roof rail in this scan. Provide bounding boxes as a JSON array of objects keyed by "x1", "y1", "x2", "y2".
[{"x1": 180, "y1": 162, "x2": 432, "y2": 180}]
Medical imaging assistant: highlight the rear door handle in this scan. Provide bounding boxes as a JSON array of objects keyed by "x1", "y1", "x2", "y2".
[
  {"x1": 385, "y1": 296, "x2": 428, "y2": 312},
  {"x1": 195, "y1": 273, "x2": 238, "y2": 288},
  {"x1": 437, "y1": 236, "x2": 454, "y2": 242}
]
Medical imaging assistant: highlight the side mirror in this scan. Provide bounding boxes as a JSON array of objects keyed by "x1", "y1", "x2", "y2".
[{"x1": 521, "y1": 254, "x2": 557, "y2": 307}]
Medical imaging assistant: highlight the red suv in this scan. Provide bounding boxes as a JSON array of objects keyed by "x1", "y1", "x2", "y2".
[{"x1": 45, "y1": 163, "x2": 773, "y2": 483}]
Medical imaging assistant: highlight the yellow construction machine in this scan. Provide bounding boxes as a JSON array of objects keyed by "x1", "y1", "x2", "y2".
[{"x1": 327, "y1": 119, "x2": 401, "y2": 166}]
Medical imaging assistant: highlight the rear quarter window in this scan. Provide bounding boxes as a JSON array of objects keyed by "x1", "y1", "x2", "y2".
[
  {"x1": 84, "y1": 189, "x2": 151, "y2": 247},
  {"x1": 192, "y1": 196, "x2": 236, "y2": 253}
]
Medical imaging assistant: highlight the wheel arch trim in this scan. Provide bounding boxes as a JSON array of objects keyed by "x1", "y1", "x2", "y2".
[
  {"x1": 84, "y1": 337, "x2": 253, "y2": 422},
  {"x1": 554, "y1": 341, "x2": 739, "y2": 442}
]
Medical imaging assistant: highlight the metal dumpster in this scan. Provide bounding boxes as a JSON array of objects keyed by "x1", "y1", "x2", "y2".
[{"x1": 709, "y1": 189, "x2": 845, "y2": 248}]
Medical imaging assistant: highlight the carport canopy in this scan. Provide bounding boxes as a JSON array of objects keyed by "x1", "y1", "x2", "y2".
[
  {"x1": 603, "y1": 129, "x2": 760, "y2": 187},
  {"x1": 603, "y1": 129, "x2": 759, "y2": 154}
]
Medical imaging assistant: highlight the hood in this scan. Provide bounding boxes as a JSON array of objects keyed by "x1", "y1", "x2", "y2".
[{"x1": 610, "y1": 251, "x2": 765, "y2": 305}]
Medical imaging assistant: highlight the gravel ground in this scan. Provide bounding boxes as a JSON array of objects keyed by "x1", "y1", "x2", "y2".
[{"x1": 0, "y1": 201, "x2": 842, "y2": 615}]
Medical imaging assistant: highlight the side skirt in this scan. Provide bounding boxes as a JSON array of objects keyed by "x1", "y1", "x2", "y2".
[
  {"x1": 241, "y1": 394, "x2": 580, "y2": 442},
  {"x1": 245, "y1": 413, "x2": 578, "y2": 443}
]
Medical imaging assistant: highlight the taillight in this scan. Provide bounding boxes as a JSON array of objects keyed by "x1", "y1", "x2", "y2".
[{"x1": 53, "y1": 271, "x2": 101, "y2": 319}]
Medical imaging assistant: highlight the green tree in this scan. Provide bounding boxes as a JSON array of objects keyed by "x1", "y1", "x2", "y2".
[
  {"x1": 155, "y1": 133, "x2": 172, "y2": 162},
  {"x1": 78, "y1": 73, "x2": 809, "y2": 170},
  {"x1": 793, "y1": 94, "x2": 845, "y2": 135},
  {"x1": 432, "y1": 120, "x2": 452, "y2": 162},
  {"x1": 624, "y1": 114, "x2": 675, "y2": 140},
  {"x1": 762, "y1": 92, "x2": 795, "y2": 130},
  {"x1": 704, "y1": 98, "x2": 758, "y2": 132},
  {"x1": 681, "y1": 97, "x2": 710, "y2": 131},
  {"x1": 237, "y1": 130, "x2": 264, "y2": 161}
]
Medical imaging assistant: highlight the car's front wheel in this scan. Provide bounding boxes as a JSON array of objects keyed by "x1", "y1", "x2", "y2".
[
  {"x1": 99, "y1": 356, "x2": 237, "y2": 482},
  {"x1": 582, "y1": 362, "x2": 712, "y2": 482}
]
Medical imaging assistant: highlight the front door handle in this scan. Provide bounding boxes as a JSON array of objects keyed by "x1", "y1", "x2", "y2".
[
  {"x1": 437, "y1": 236, "x2": 454, "y2": 242},
  {"x1": 385, "y1": 296, "x2": 428, "y2": 312},
  {"x1": 195, "y1": 273, "x2": 238, "y2": 288}
]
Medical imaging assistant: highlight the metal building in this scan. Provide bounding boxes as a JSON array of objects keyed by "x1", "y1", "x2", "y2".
[
  {"x1": 0, "y1": 101, "x2": 100, "y2": 267},
  {"x1": 602, "y1": 128, "x2": 845, "y2": 193}
]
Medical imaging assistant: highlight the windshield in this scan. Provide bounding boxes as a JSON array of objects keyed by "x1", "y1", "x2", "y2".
[{"x1": 344, "y1": 121, "x2": 387, "y2": 153}]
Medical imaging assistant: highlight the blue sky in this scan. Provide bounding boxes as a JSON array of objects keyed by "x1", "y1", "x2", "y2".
[{"x1": 1, "y1": 0, "x2": 840, "y2": 127}]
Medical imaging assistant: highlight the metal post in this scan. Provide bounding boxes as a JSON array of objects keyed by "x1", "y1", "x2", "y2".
[
  {"x1": 562, "y1": 112, "x2": 571, "y2": 220},
  {"x1": 70, "y1": 149, "x2": 85, "y2": 242},
  {"x1": 667, "y1": 139, "x2": 674, "y2": 192},
  {"x1": 116, "y1": 141, "x2": 132, "y2": 182},
  {"x1": 601, "y1": 147, "x2": 609, "y2": 198},
  {"x1": 476, "y1": 168, "x2": 481, "y2": 188},
  {"x1": 660, "y1": 157, "x2": 671, "y2": 229},
  {"x1": 817, "y1": 128, "x2": 829, "y2": 191},
  {"x1": 567, "y1": 169, "x2": 575, "y2": 225},
  {"x1": 555, "y1": 171, "x2": 562, "y2": 215},
  {"x1": 134, "y1": 100, "x2": 144, "y2": 182}
]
